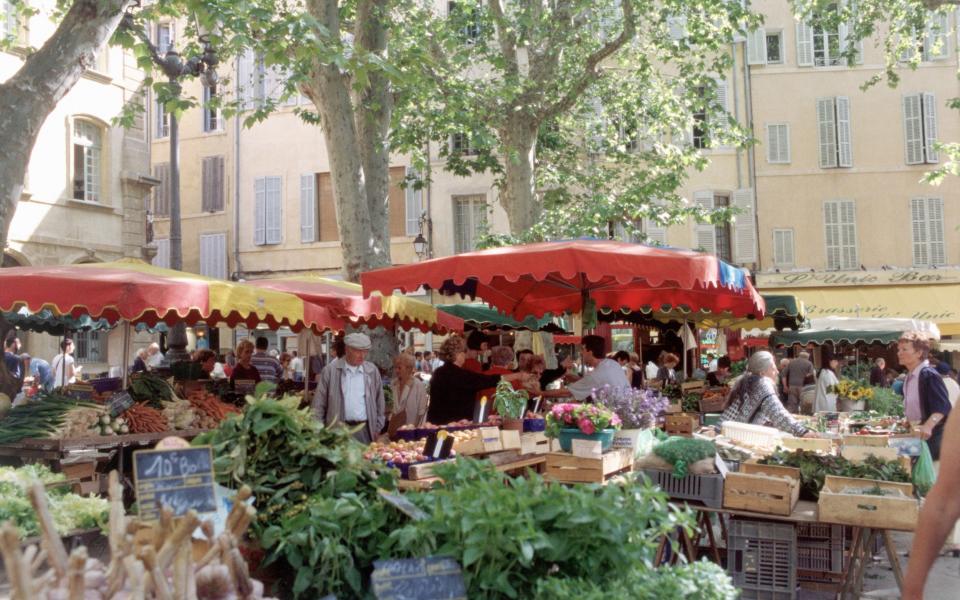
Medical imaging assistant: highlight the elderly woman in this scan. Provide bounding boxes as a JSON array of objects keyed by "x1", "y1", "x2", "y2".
[
  {"x1": 720, "y1": 351, "x2": 815, "y2": 438},
  {"x1": 427, "y1": 335, "x2": 527, "y2": 424},
  {"x1": 392, "y1": 353, "x2": 428, "y2": 427}
]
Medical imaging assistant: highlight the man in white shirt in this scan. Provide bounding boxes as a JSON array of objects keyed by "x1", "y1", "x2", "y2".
[
  {"x1": 289, "y1": 350, "x2": 304, "y2": 382},
  {"x1": 146, "y1": 342, "x2": 164, "y2": 370},
  {"x1": 312, "y1": 333, "x2": 385, "y2": 443},
  {"x1": 556, "y1": 335, "x2": 630, "y2": 401}
]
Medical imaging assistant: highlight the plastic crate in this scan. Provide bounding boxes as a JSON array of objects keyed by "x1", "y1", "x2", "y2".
[
  {"x1": 796, "y1": 523, "x2": 844, "y2": 541},
  {"x1": 640, "y1": 469, "x2": 725, "y2": 508},
  {"x1": 727, "y1": 518, "x2": 797, "y2": 600},
  {"x1": 797, "y1": 538, "x2": 844, "y2": 573}
]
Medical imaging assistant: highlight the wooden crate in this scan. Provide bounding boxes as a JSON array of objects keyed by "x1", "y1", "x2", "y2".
[
  {"x1": 780, "y1": 437, "x2": 834, "y2": 453},
  {"x1": 543, "y1": 449, "x2": 634, "y2": 484},
  {"x1": 723, "y1": 463, "x2": 800, "y2": 516},
  {"x1": 500, "y1": 429, "x2": 522, "y2": 451},
  {"x1": 842, "y1": 434, "x2": 889, "y2": 447},
  {"x1": 520, "y1": 432, "x2": 550, "y2": 455},
  {"x1": 840, "y1": 445, "x2": 911, "y2": 474},
  {"x1": 681, "y1": 380, "x2": 705, "y2": 392},
  {"x1": 663, "y1": 400, "x2": 681, "y2": 414},
  {"x1": 406, "y1": 459, "x2": 456, "y2": 480},
  {"x1": 60, "y1": 461, "x2": 97, "y2": 480},
  {"x1": 699, "y1": 395, "x2": 726, "y2": 413},
  {"x1": 818, "y1": 475, "x2": 918, "y2": 531},
  {"x1": 664, "y1": 413, "x2": 699, "y2": 435}
]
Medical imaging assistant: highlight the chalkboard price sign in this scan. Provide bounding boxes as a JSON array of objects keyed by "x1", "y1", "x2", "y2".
[
  {"x1": 107, "y1": 391, "x2": 135, "y2": 417},
  {"x1": 371, "y1": 557, "x2": 466, "y2": 600},
  {"x1": 133, "y1": 446, "x2": 216, "y2": 522}
]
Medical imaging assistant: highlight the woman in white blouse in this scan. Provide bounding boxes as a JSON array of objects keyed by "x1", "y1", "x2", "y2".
[
  {"x1": 814, "y1": 356, "x2": 840, "y2": 413},
  {"x1": 391, "y1": 353, "x2": 428, "y2": 427}
]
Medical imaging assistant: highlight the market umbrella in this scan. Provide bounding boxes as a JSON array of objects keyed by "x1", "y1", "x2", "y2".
[
  {"x1": 361, "y1": 240, "x2": 766, "y2": 325},
  {"x1": 247, "y1": 275, "x2": 463, "y2": 334},
  {"x1": 2, "y1": 308, "x2": 114, "y2": 336},
  {"x1": 436, "y1": 303, "x2": 569, "y2": 333},
  {"x1": 0, "y1": 259, "x2": 344, "y2": 333}
]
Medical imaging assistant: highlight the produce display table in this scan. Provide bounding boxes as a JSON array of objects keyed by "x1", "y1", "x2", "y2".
[{"x1": 397, "y1": 452, "x2": 547, "y2": 491}]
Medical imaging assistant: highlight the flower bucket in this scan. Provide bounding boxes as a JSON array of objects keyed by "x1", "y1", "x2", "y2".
[
  {"x1": 558, "y1": 428, "x2": 616, "y2": 453},
  {"x1": 502, "y1": 417, "x2": 524, "y2": 431}
]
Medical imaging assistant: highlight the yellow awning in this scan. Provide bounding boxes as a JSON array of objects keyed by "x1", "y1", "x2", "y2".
[{"x1": 761, "y1": 284, "x2": 960, "y2": 336}]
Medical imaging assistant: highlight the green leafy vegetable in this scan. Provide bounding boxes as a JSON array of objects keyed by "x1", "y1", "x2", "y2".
[
  {"x1": 759, "y1": 449, "x2": 911, "y2": 500},
  {"x1": 652, "y1": 437, "x2": 717, "y2": 478}
]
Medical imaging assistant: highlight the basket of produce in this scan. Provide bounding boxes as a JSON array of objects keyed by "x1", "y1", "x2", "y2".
[
  {"x1": 699, "y1": 389, "x2": 726, "y2": 413},
  {"x1": 758, "y1": 448, "x2": 912, "y2": 501}
]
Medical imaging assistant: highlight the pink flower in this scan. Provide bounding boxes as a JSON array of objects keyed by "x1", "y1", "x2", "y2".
[
  {"x1": 578, "y1": 417, "x2": 595, "y2": 435},
  {"x1": 611, "y1": 414, "x2": 622, "y2": 427},
  {"x1": 563, "y1": 404, "x2": 575, "y2": 413},
  {"x1": 563, "y1": 413, "x2": 574, "y2": 424}
]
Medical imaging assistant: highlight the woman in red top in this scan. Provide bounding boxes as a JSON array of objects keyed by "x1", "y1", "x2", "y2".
[{"x1": 229, "y1": 339, "x2": 261, "y2": 387}]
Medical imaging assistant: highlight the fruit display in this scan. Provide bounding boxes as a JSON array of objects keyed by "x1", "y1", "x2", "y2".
[
  {"x1": 122, "y1": 403, "x2": 169, "y2": 433},
  {"x1": 161, "y1": 398, "x2": 197, "y2": 430},
  {"x1": 363, "y1": 440, "x2": 429, "y2": 464},
  {"x1": 0, "y1": 394, "x2": 101, "y2": 443},
  {"x1": 846, "y1": 412, "x2": 912, "y2": 435},
  {"x1": 0, "y1": 471, "x2": 277, "y2": 600},
  {"x1": 188, "y1": 390, "x2": 241, "y2": 429}
]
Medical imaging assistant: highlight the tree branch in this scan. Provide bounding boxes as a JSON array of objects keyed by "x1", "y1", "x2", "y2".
[
  {"x1": 540, "y1": 0, "x2": 635, "y2": 121},
  {"x1": 487, "y1": 0, "x2": 519, "y2": 79}
]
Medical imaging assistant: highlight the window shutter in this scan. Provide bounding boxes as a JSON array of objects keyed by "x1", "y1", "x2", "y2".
[
  {"x1": 835, "y1": 96, "x2": 853, "y2": 167},
  {"x1": 902, "y1": 94, "x2": 924, "y2": 165},
  {"x1": 266, "y1": 177, "x2": 282, "y2": 244},
  {"x1": 796, "y1": 21, "x2": 814, "y2": 66},
  {"x1": 152, "y1": 239, "x2": 170, "y2": 268},
  {"x1": 766, "y1": 123, "x2": 790, "y2": 164},
  {"x1": 693, "y1": 191, "x2": 717, "y2": 255},
  {"x1": 199, "y1": 234, "x2": 211, "y2": 277},
  {"x1": 732, "y1": 188, "x2": 757, "y2": 264},
  {"x1": 199, "y1": 233, "x2": 228, "y2": 279},
  {"x1": 922, "y1": 92, "x2": 938, "y2": 163},
  {"x1": 838, "y1": 1, "x2": 864, "y2": 65},
  {"x1": 911, "y1": 197, "x2": 929, "y2": 266},
  {"x1": 254, "y1": 177, "x2": 266, "y2": 245},
  {"x1": 238, "y1": 50, "x2": 255, "y2": 109},
  {"x1": 405, "y1": 167, "x2": 423, "y2": 236},
  {"x1": 201, "y1": 158, "x2": 212, "y2": 212},
  {"x1": 927, "y1": 197, "x2": 945, "y2": 266},
  {"x1": 816, "y1": 98, "x2": 837, "y2": 168},
  {"x1": 643, "y1": 217, "x2": 668, "y2": 245},
  {"x1": 924, "y1": 12, "x2": 949, "y2": 60},
  {"x1": 747, "y1": 27, "x2": 767, "y2": 65},
  {"x1": 824, "y1": 201, "x2": 840, "y2": 269},
  {"x1": 839, "y1": 200, "x2": 857, "y2": 269},
  {"x1": 300, "y1": 174, "x2": 316, "y2": 243},
  {"x1": 667, "y1": 15, "x2": 687, "y2": 40},
  {"x1": 773, "y1": 229, "x2": 795, "y2": 267},
  {"x1": 153, "y1": 163, "x2": 170, "y2": 216}
]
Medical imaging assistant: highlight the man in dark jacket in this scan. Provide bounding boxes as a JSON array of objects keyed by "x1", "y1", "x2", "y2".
[{"x1": 897, "y1": 331, "x2": 951, "y2": 460}]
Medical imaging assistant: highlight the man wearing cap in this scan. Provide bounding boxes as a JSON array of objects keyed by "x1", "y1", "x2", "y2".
[{"x1": 312, "y1": 332, "x2": 385, "y2": 443}]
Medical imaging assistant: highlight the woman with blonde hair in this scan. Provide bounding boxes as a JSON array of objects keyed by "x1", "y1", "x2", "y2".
[{"x1": 229, "y1": 339, "x2": 260, "y2": 386}]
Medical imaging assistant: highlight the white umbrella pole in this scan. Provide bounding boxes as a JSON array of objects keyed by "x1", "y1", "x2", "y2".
[{"x1": 121, "y1": 321, "x2": 131, "y2": 389}]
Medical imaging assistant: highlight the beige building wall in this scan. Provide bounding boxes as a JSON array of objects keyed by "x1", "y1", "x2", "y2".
[{"x1": 2, "y1": 2, "x2": 153, "y2": 374}]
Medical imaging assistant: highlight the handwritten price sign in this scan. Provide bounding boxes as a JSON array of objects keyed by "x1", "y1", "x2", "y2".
[{"x1": 133, "y1": 445, "x2": 217, "y2": 522}]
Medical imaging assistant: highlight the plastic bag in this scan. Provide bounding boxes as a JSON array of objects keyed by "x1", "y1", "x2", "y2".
[{"x1": 913, "y1": 440, "x2": 936, "y2": 496}]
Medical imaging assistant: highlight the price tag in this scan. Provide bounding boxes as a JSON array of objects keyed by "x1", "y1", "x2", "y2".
[
  {"x1": 479, "y1": 426, "x2": 502, "y2": 452},
  {"x1": 473, "y1": 396, "x2": 488, "y2": 423},
  {"x1": 133, "y1": 445, "x2": 216, "y2": 522},
  {"x1": 371, "y1": 557, "x2": 467, "y2": 599},
  {"x1": 715, "y1": 455, "x2": 729, "y2": 479},
  {"x1": 530, "y1": 396, "x2": 542, "y2": 415},
  {"x1": 571, "y1": 438, "x2": 603, "y2": 459},
  {"x1": 107, "y1": 390, "x2": 135, "y2": 417},
  {"x1": 424, "y1": 430, "x2": 454, "y2": 459}
]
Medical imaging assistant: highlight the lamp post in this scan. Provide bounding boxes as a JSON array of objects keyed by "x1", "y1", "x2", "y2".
[
  {"x1": 125, "y1": 14, "x2": 219, "y2": 363},
  {"x1": 413, "y1": 212, "x2": 431, "y2": 261}
]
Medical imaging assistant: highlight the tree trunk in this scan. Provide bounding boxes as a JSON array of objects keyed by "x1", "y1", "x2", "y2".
[
  {"x1": 498, "y1": 121, "x2": 540, "y2": 235},
  {"x1": 0, "y1": 0, "x2": 132, "y2": 251}
]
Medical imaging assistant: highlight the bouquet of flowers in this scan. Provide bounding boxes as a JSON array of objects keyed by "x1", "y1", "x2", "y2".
[
  {"x1": 829, "y1": 379, "x2": 875, "y2": 402},
  {"x1": 593, "y1": 384, "x2": 668, "y2": 430},
  {"x1": 545, "y1": 403, "x2": 621, "y2": 438}
]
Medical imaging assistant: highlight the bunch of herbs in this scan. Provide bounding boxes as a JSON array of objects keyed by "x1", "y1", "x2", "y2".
[
  {"x1": 651, "y1": 437, "x2": 717, "y2": 478},
  {"x1": 759, "y1": 448, "x2": 911, "y2": 500}
]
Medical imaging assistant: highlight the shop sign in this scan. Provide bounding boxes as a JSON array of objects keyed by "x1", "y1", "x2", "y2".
[
  {"x1": 757, "y1": 268, "x2": 960, "y2": 289},
  {"x1": 371, "y1": 557, "x2": 467, "y2": 600}
]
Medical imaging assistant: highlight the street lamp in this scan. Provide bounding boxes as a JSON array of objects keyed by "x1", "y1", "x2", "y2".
[
  {"x1": 413, "y1": 212, "x2": 431, "y2": 261},
  {"x1": 124, "y1": 13, "x2": 219, "y2": 363}
]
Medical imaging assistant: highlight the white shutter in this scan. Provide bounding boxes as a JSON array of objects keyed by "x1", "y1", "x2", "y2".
[
  {"x1": 911, "y1": 197, "x2": 929, "y2": 266},
  {"x1": 152, "y1": 239, "x2": 170, "y2": 268},
  {"x1": 693, "y1": 191, "x2": 717, "y2": 254},
  {"x1": 824, "y1": 201, "x2": 841, "y2": 269},
  {"x1": 747, "y1": 27, "x2": 767, "y2": 65},
  {"x1": 200, "y1": 233, "x2": 227, "y2": 279},
  {"x1": 667, "y1": 15, "x2": 687, "y2": 40},
  {"x1": 732, "y1": 188, "x2": 757, "y2": 264},
  {"x1": 199, "y1": 234, "x2": 212, "y2": 277},
  {"x1": 266, "y1": 177, "x2": 282, "y2": 244},
  {"x1": 238, "y1": 50, "x2": 255, "y2": 109},
  {"x1": 922, "y1": 92, "x2": 938, "y2": 163},
  {"x1": 773, "y1": 229, "x2": 795, "y2": 267},
  {"x1": 816, "y1": 97, "x2": 838, "y2": 168},
  {"x1": 928, "y1": 197, "x2": 945, "y2": 266},
  {"x1": 835, "y1": 96, "x2": 852, "y2": 167},
  {"x1": 300, "y1": 174, "x2": 316, "y2": 243},
  {"x1": 840, "y1": 200, "x2": 857, "y2": 268},
  {"x1": 254, "y1": 177, "x2": 266, "y2": 245},
  {"x1": 766, "y1": 123, "x2": 790, "y2": 164},
  {"x1": 405, "y1": 167, "x2": 423, "y2": 236},
  {"x1": 643, "y1": 217, "x2": 668, "y2": 245},
  {"x1": 902, "y1": 94, "x2": 924, "y2": 165},
  {"x1": 796, "y1": 21, "x2": 814, "y2": 67},
  {"x1": 924, "y1": 12, "x2": 949, "y2": 60},
  {"x1": 265, "y1": 66, "x2": 284, "y2": 102}
]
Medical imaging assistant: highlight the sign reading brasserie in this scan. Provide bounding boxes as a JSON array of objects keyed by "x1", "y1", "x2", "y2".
[{"x1": 757, "y1": 268, "x2": 960, "y2": 289}]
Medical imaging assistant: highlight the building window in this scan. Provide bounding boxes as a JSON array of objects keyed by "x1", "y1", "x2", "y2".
[
  {"x1": 692, "y1": 88, "x2": 708, "y2": 150},
  {"x1": 405, "y1": 168, "x2": 423, "y2": 236},
  {"x1": 152, "y1": 238, "x2": 170, "y2": 268},
  {"x1": 300, "y1": 174, "x2": 317, "y2": 243},
  {"x1": 254, "y1": 176, "x2": 282, "y2": 245},
  {"x1": 911, "y1": 197, "x2": 945, "y2": 267},
  {"x1": 453, "y1": 194, "x2": 487, "y2": 253},
  {"x1": 816, "y1": 96, "x2": 852, "y2": 168},
  {"x1": 155, "y1": 97, "x2": 169, "y2": 139},
  {"x1": 690, "y1": 80, "x2": 727, "y2": 150},
  {"x1": 152, "y1": 163, "x2": 171, "y2": 216},
  {"x1": 902, "y1": 12, "x2": 950, "y2": 62},
  {"x1": 1, "y1": 0, "x2": 26, "y2": 45},
  {"x1": 765, "y1": 123, "x2": 791, "y2": 164},
  {"x1": 797, "y1": 7, "x2": 860, "y2": 67},
  {"x1": 201, "y1": 156, "x2": 225, "y2": 212},
  {"x1": 203, "y1": 83, "x2": 220, "y2": 132},
  {"x1": 200, "y1": 233, "x2": 228, "y2": 279},
  {"x1": 823, "y1": 199, "x2": 858, "y2": 270},
  {"x1": 903, "y1": 93, "x2": 938, "y2": 165},
  {"x1": 74, "y1": 330, "x2": 107, "y2": 364},
  {"x1": 766, "y1": 31, "x2": 783, "y2": 63},
  {"x1": 72, "y1": 119, "x2": 102, "y2": 203},
  {"x1": 812, "y1": 9, "x2": 841, "y2": 66},
  {"x1": 713, "y1": 194, "x2": 733, "y2": 263},
  {"x1": 773, "y1": 229, "x2": 795, "y2": 267},
  {"x1": 448, "y1": 1, "x2": 482, "y2": 42},
  {"x1": 156, "y1": 22, "x2": 174, "y2": 54},
  {"x1": 450, "y1": 133, "x2": 479, "y2": 156}
]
